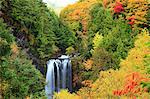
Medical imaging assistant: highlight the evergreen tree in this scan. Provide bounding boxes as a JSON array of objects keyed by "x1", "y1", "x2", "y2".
[{"x1": 0, "y1": 18, "x2": 45, "y2": 98}]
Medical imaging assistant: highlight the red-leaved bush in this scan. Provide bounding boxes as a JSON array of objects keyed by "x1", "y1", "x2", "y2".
[
  {"x1": 114, "y1": 2, "x2": 124, "y2": 14},
  {"x1": 127, "y1": 16, "x2": 136, "y2": 25},
  {"x1": 113, "y1": 72, "x2": 149, "y2": 98}
]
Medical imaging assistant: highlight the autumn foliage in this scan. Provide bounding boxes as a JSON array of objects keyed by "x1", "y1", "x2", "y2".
[
  {"x1": 113, "y1": 2, "x2": 124, "y2": 13},
  {"x1": 60, "y1": 0, "x2": 100, "y2": 59},
  {"x1": 113, "y1": 72, "x2": 150, "y2": 97},
  {"x1": 102, "y1": 0, "x2": 149, "y2": 29},
  {"x1": 61, "y1": 0, "x2": 98, "y2": 35},
  {"x1": 55, "y1": 29, "x2": 150, "y2": 98},
  {"x1": 1, "y1": 0, "x2": 150, "y2": 98}
]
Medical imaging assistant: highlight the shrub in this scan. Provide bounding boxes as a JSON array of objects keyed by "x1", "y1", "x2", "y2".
[{"x1": 54, "y1": 90, "x2": 81, "y2": 99}]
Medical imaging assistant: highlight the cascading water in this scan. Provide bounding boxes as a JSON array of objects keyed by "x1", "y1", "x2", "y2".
[{"x1": 45, "y1": 55, "x2": 72, "y2": 99}]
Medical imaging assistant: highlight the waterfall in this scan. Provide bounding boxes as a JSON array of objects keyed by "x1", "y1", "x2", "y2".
[
  {"x1": 45, "y1": 55, "x2": 72, "y2": 99},
  {"x1": 45, "y1": 60, "x2": 55, "y2": 99},
  {"x1": 61, "y1": 59, "x2": 68, "y2": 89},
  {"x1": 68, "y1": 60, "x2": 72, "y2": 91}
]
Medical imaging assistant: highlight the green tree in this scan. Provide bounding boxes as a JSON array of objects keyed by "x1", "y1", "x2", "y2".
[
  {"x1": 1, "y1": 0, "x2": 76, "y2": 69},
  {"x1": 0, "y1": 18, "x2": 45, "y2": 98}
]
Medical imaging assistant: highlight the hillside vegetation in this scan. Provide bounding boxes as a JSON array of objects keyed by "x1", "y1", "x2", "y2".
[{"x1": 0, "y1": 0, "x2": 149, "y2": 98}]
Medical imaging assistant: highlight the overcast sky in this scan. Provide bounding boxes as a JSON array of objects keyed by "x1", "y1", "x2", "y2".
[{"x1": 43, "y1": 0, "x2": 78, "y2": 7}]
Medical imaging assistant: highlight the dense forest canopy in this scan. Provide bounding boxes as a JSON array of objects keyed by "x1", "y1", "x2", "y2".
[
  {"x1": 1, "y1": 0, "x2": 76, "y2": 73},
  {"x1": 0, "y1": 0, "x2": 150, "y2": 98}
]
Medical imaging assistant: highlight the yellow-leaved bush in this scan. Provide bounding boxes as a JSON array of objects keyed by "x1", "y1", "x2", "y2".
[
  {"x1": 54, "y1": 90, "x2": 81, "y2": 99},
  {"x1": 90, "y1": 33, "x2": 103, "y2": 54},
  {"x1": 54, "y1": 29, "x2": 150, "y2": 98},
  {"x1": 83, "y1": 59, "x2": 93, "y2": 70}
]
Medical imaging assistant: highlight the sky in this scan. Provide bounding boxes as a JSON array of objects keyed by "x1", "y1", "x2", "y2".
[{"x1": 43, "y1": 0, "x2": 78, "y2": 7}]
